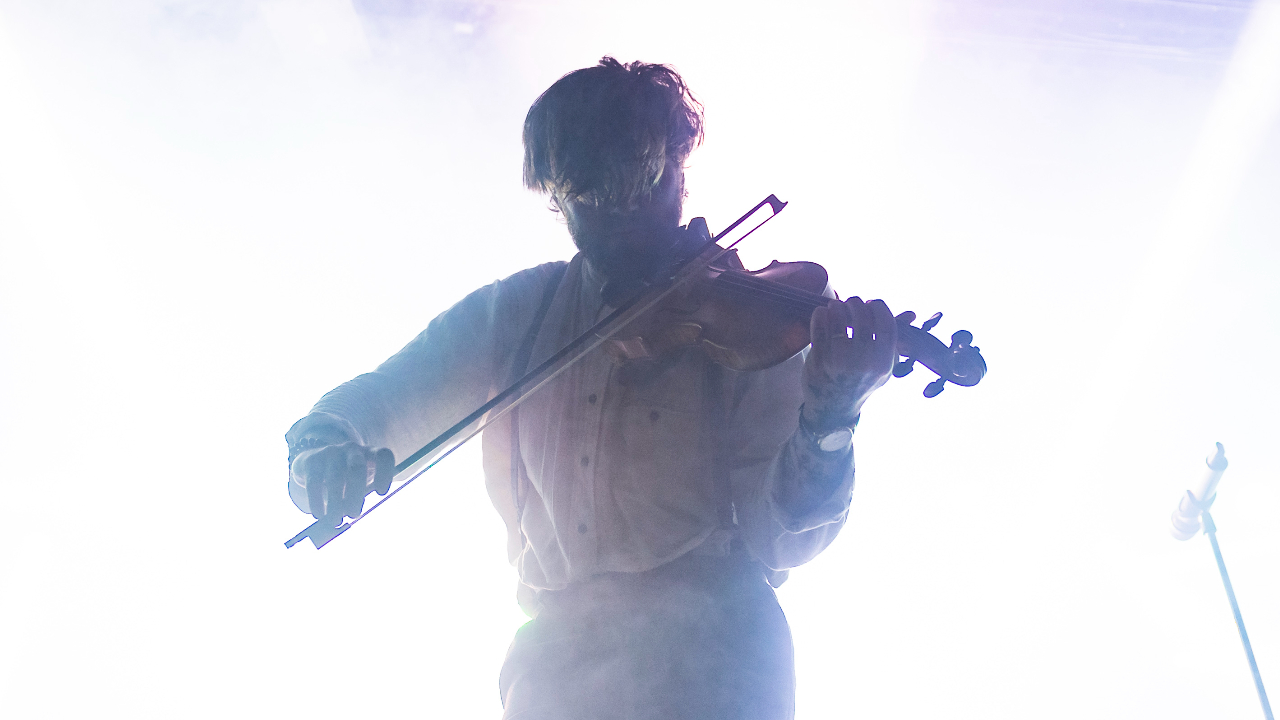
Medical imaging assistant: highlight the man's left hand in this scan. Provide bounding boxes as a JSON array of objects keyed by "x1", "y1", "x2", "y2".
[{"x1": 802, "y1": 298, "x2": 912, "y2": 432}]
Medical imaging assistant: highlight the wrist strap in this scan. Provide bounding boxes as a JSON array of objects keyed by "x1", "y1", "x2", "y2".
[{"x1": 797, "y1": 403, "x2": 858, "y2": 451}]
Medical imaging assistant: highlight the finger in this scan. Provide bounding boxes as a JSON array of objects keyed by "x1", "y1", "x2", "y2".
[
  {"x1": 362, "y1": 451, "x2": 378, "y2": 506},
  {"x1": 867, "y1": 299, "x2": 898, "y2": 372},
  {"x1": 324, "y1": 453, "x2": 344, "y2": 525},
  {"x1": 353, "y1": 445, "x2": 372, "y2": 518},
  {"x1": 303, "y1": 450, "x2": 327, "y2": 521},
  {"x1": 343, "y1": 446, "x2": 367, "y2": 520},
  {"x1": 846, "y1": 297, "x2": 872, "y2": 349},
  {"x1": 866, "y1": 299, "x2": 893, "y2": 338},
  {"x1": 373, "y1": 448, "x2": 395, "y2": 496},
  {"x1": 810, "y1": 303, "x2": 832, "y2": 359},
  {"x1": 829, "y1": 297, "x2": 849, "y2": 340}
]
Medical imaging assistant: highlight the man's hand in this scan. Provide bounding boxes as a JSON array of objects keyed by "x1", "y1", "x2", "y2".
[
  {"x1": 290, "y1": 442, "x2": 395, "y2": 526},
  {"x1": 802, "y1": 298, "x2": 911, "y2": 432}
]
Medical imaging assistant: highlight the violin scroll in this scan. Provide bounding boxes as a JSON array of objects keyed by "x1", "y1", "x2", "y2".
[{"x1": 894, "y1": 312, "x2": 987, "y2": 398}]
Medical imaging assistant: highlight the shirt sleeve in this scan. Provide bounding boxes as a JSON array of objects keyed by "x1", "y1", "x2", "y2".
[
  {"x1": 285, "y1": 262, "x2": 566, "y2": 481},
  {"x1": 725, "y1": 352, "x2": 856, "y2": 573}
]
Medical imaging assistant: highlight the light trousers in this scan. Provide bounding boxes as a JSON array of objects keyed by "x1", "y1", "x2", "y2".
[{"x1": 499, "y1": 550, "x2": 795, "y2": 720}]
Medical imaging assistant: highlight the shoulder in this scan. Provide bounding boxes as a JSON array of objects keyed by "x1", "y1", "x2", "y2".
[
  {"x1": 492, "y1": 260, "x2": 571, "y2": 298},
  {"x1": 440, "y1": 260, "x2": 571, "y2": 316},
  {"x1": 470, "y1": 259, "x2": 576, "y2": 317},
  {"x1": 494, "y1": 258, "x2": 570, "y2": 289},
  {"x1": 429, "y1": 259, "x2": 575, "y2": 338}
]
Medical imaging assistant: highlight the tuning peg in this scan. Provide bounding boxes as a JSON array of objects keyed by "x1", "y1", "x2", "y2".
[
  {"x1": 893, "y1": 358, "x2": 916, "y2": 377},
  {"x1": 950, "y1": 330, "x2": 973, "y2": 349},
  {"x1": 921, "y1": 312, "x2": 943, "y2": 332},
  {"x1": 923, "y1": 377, "x2": 947, "y2": 398}
]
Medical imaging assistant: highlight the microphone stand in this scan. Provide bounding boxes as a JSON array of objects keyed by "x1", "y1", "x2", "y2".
[{"x1": 1198, "y1": 506, "x2": 1273, "y2": 720}]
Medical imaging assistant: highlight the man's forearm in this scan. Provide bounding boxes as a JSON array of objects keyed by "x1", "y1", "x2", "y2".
[{"x1": 769, "y1": 423, "x2": 855, "y2": 525}]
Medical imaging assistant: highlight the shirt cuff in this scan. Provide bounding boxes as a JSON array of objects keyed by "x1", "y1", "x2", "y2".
[{"x1": 285, "y1": 412, "x2": 363, "y2": 451}]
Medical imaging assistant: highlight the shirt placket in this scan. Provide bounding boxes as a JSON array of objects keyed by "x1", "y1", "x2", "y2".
[{"x1": 564, "y1": 348, "x2": 609, "y2": 575}]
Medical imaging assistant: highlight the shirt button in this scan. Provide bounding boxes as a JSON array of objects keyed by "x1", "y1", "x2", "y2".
[
  {"x1": 588, "y1": 393, "x2": 597, "y2": 404},
  {"x1": 577, "y1": 523, "x2": 588, "y2": 534},
  {"x1": 649, "y1": 410, "x2": 660, "y2": 423},
  {"x1": 580, "y1": 455, "x2": 590, "y2": 467}
]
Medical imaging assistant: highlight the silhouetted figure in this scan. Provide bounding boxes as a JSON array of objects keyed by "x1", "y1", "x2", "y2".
[{"x1": 286, "y1": 57, "x2": 899, "y2": 720}]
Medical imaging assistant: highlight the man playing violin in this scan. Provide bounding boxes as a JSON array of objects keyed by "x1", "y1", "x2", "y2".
[{"x1": 286, "y1": 57, "x2": 900, "y2": 720}]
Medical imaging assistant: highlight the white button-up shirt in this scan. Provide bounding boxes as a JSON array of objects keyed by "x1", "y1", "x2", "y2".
[{"x1": 288, "y1": 254, "x2": 855, "y2": 599}]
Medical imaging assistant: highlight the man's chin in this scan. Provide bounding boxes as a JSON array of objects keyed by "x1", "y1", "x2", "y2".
[
  {"x1": 584, "y1": 250, "x2": 651, "y2": 282},
  {"x1": 577, "y1": 239, "x2": 654, "y2": 278}
]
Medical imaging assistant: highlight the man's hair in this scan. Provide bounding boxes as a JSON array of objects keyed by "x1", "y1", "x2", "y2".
[{"x1": 523, "y1": 57, "x2": 704, "y2": 209}]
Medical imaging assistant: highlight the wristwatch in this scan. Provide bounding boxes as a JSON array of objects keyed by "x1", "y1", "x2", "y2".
[{"x1": 798, "y1": 405, "x2": 857, "y2": 453}]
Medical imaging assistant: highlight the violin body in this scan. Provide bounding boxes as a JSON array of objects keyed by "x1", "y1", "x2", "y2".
[
  {"x1": 602, "y1": 250, "x2": 987, "y2": 397},
  {"x1": 603, "y1": 255, "x2": 825, "y2": 371}
]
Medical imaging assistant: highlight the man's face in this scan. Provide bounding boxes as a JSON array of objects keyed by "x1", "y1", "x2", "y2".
[{"x1": 555, "y1": 160, "x2": 685, "y2": 281}]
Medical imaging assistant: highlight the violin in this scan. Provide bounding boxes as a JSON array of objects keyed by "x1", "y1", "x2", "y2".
[
  {"x1": 602, "y1": 247, "x2": 985, "y2": 397},
  {"x1": 286, "y1": 194, "x2": 987, "y2": 549}
]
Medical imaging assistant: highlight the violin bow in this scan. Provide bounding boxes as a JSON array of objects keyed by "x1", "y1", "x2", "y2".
[{"x1": 286, "y1": 195, "x2": 789, "y2": 549}]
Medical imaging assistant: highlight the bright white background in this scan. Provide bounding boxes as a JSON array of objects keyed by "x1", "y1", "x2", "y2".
[{"x1": 2, "y1": 1, "x2": 1278, "y2": 717}]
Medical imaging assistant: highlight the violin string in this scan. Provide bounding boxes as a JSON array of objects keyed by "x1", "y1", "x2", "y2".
[
  {"x1": 714, "y1": 272, "x2": 827, "y2": 313},
  {"x1": 714, "y1": 273, "x2": 806, "y2": 303},
  {"x1": 714, "y1": 283, "x2": 815, "y2": 314},
  {"x1": 715, "y1": 269, "x2": 828, "y2": 306},
  {"x1": 716, "y1": 286, "x2": 813, "y2": 313}
]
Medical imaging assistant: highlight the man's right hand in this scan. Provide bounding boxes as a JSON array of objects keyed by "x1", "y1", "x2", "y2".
[{"x1": 290, "y1": 443, "x2": 395, "y2": 526}]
